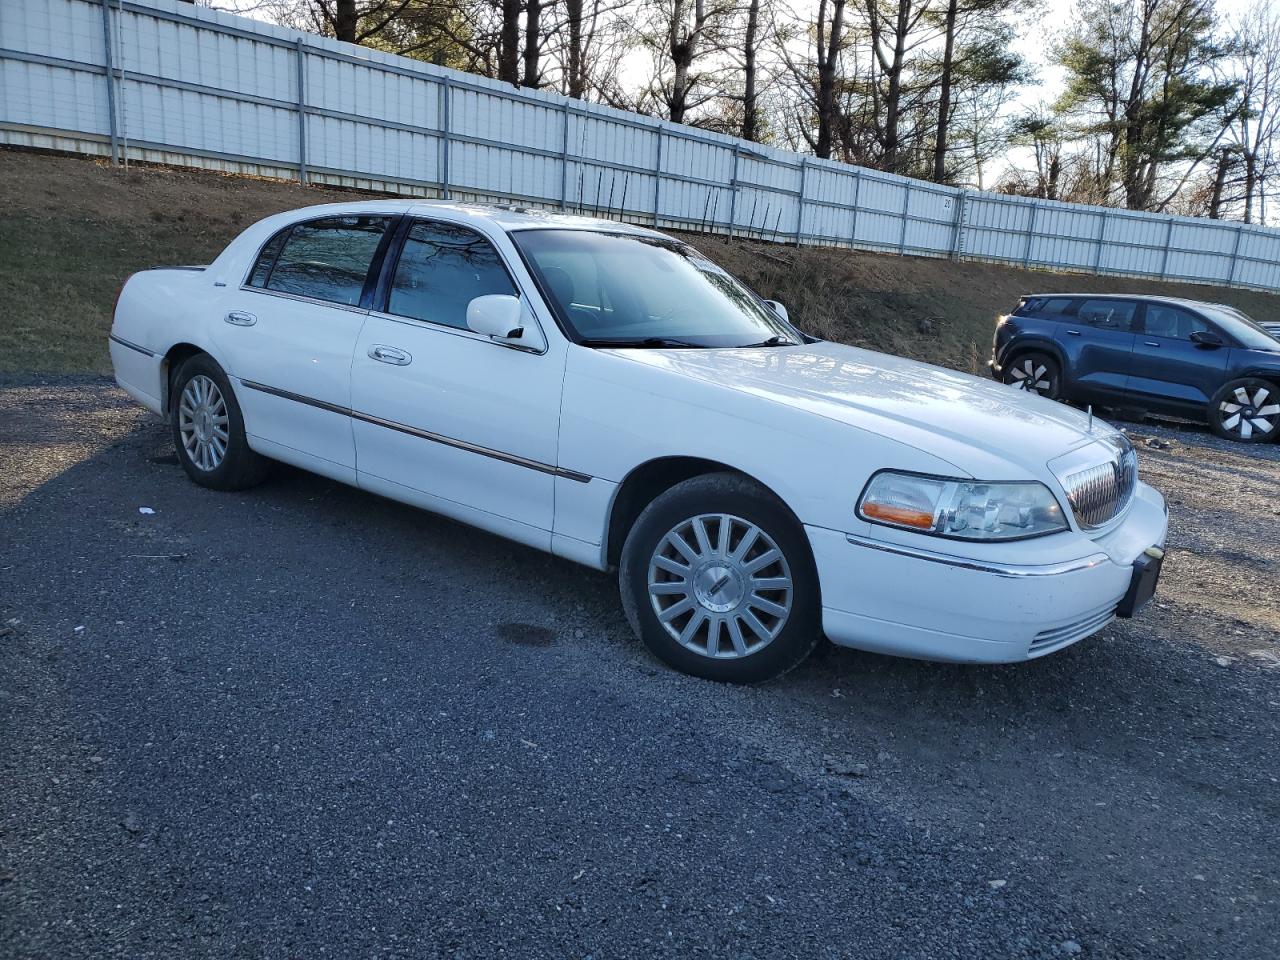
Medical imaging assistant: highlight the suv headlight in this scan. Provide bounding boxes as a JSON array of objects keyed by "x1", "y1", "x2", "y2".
[{"x1": 857, "y1": 471, "x2": 1069, "y2": 541}]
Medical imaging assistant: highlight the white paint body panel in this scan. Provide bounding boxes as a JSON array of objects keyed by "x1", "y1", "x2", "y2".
[{"x1": 109, "y1": 200, "x2": 1169, "y2": 665}]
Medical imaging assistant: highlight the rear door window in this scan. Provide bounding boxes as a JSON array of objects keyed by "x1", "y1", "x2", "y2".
[
  {"x1": 249, "y1": 215, "x2": 393, "y2": 306},
  {"x1": 1077, "y1": 299, "x2": 1137, "y2": 331}
]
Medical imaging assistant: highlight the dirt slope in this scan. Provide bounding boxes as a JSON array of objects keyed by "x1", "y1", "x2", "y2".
[{"x1": 4, "y1": 148, "x2": 1279, "y2": 374}]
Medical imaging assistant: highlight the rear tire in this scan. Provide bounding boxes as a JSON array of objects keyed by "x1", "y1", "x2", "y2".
[
  {"x1": 619, "y1": 473, "x2": 821, "y2": 683},
  {"x1": 170, "y1": 354, "x2": 270, "y2": 490},
  {"x1": 1002, "y1": 352, "x2": 1061, "y2": 400},
  {"x1": 1208, "y1": 378, "x2": 1280, "y2": 443}
]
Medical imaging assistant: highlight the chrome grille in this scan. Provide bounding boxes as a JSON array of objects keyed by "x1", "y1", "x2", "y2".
[{"x1": 1061, "y1": 435, "x2": 1138, "y2": 529}]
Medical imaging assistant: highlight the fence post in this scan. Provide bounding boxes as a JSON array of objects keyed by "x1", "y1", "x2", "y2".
[
  {"x1": 1022, "y1": 201, "x2": 1039, "y2": 268},
  {"x1": 727, "y1": 144, "x2": 740, "y2": 237},
  {"x1": 1092, "y1": 209, "x2": 1108, "y2": 274},
  {"x1": 795, "y1": 157, "x2": 807, "y2": 245},
  {"x1": 1226, "y1": 224, "x2": 1245, "y2": 288},
  {"x1": 849, "y1": 168, "x2": 862, "y2": 249},
  {"x1": 1158, "y1": 217, "x2": 1174, "y2": 279},
  {"x1": 99, "y1": 0, "x2": 119, "y2": 165},
  {"x1": 294, "y1": 38, "x2": 307, "y2": 184},
  {"x1": 898, "y1": 181, "x2": 910, "y2": 253},
  {"x1": 439, "y1": 75, "x2": 451, "y2": 200},
  {"x1": 652, "y1": 126, "x2": 663, "y2": 226},
  {"x1": 949, "y1": 190, "x2": 967, "y2": 260},
  {"x1": 560, "y1": 101, "x2": 571, "y2": 211}
]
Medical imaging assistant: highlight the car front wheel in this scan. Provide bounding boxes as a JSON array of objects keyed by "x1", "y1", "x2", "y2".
[
  {"x1": 1003, "y1": 352, "x2": 1062, "y2": 399},
  {"x1": 619, "y1": 473, "x2": 821, "y2": 683},
  {"x1": 1209, "y1": 378, "x2": 1280, "y2": 443},
  {"x1": 171, "y1": 353, "x2": 270, "y2": 489}
]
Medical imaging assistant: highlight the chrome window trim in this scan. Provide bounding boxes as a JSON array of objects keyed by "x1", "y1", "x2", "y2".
[
  {"x1": 845, "y1": 533, "x2": 1110, "y2": 579},
  {"x1": 366, "y1": 309, "x2": 548, "y2": 356},
  {"x1": 238, "y1": 378, "x2": 590, "y2": 483},
  {"x1": 237, "y1": 285, "x2": 370, "y2": 315}
]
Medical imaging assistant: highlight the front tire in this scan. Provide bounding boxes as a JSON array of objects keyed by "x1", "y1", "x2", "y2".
[
  {"x1": 1003, "y1": 352, "x2": 1061, "y2": 400},
  {"x1": 170, "y1": 354, "x2": 270, "y2": 490},
  {"x1": 1209, "y1": 378, "x2": 1280, "y2": 443},
  {"x1": 619, "y1": 473, "x2": 821, "y2": 683}
]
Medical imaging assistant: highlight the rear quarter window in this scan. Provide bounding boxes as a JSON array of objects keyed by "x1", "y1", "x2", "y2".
[{"x1": 1015, "y1": 297, "x2": 1074, "y2": 318}]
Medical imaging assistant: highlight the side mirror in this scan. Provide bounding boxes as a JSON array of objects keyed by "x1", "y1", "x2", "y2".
[
  {"x1": 467, "y1": 294, "x2": 524, "y2": 340},
  {"x1": 764, "y1": 299, "x2": 789, "y2": 323},
  {"x1": 1190, "y1": 330, "x2": 1223, "y2": 348}
]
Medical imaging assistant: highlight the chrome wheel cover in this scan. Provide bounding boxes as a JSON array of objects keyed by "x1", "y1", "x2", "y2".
[
  {"x1": 1007, "y1": 358, "x2": 1053, "y2": 394},
  {"x1": 1219, "y1": 385, "x2": 1280, "y2": 440},
  {"x1": 647, "y1": 513, "x2": 793, "y2": 660},
  {"x1": 178, "y1": 375, "x2": 230, "y2": 471}
]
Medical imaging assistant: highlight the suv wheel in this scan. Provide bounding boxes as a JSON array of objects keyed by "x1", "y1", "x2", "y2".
[
  {"x1": 619, "y1": 473, "x2": 821, "y2": 683},
  {"x1": 1209, "y1": 378, "x2": 1280, "y2": 443},
  {"x1": 1003, "y1": 352, "x2": 1061, "y2": 400}
]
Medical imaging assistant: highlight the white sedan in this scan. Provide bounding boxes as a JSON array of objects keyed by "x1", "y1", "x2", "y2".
[{"x1": 109, "y1": 201, "x2": 1168, "y2": 682}]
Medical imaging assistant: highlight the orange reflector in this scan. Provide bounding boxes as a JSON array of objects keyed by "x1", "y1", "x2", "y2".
[{"x1": 862, "y1": 502, "x2": 934, "y2": 529}]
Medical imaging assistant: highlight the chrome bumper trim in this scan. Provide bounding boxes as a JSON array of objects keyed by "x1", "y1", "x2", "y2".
[{"x1": 845, "y1": 534, "x2": 1110, "y2": 579}]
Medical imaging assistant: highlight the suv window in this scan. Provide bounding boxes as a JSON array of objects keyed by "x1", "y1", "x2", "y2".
[
  {"x1": 1077, "y1": 299, "x2": 1136, "y2": 331},
  {"x1": 248, "y1": 215, "x2": 392, "y2": 306},
  {"x1": 1142, "y1": 304, "x2": 1212, "y2": 341},
  {"x1": 388, "y1": 220, "x2": 517, "y2": 330},
  {"x1": 1016, "y1": 297, "x2": 1074, "y2": 318}
]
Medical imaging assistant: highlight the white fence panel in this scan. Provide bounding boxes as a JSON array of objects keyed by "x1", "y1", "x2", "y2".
[{"x1": 2, "y1": 0, "x2": 1280, "y2": 291}]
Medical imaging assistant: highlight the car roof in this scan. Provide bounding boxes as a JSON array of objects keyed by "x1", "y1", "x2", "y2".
[
  {"x1": 268, "y1": 198, "x2": 668, "y2": 238},
  {"x1": 1023, "y1": 293, "x2": 1222, "y2": 310}
]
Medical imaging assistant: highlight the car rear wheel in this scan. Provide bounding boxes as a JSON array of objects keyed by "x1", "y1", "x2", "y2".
[
  {"x1": 619, "y1": 473, "x2": 821, "y2": 683},
  {"x1": 1209, "y1": 378, "x2": 1280, "y2": 443},
  {"x1": 1003, "y1": 352, "x2": 1061, "y2": 399},
  {"x1": 171, "y1": 354, "x2": 270, "y2": 489}
]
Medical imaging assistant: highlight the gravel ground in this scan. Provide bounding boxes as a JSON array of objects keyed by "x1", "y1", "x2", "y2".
[{"x1": 2, "y1": 377, "x2": 1278, "y2": 960}]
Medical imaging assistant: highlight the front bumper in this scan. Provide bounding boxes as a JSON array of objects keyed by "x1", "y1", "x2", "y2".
[{"x1": 807, "y1": 481, "x2": 1168, "y2": 663}]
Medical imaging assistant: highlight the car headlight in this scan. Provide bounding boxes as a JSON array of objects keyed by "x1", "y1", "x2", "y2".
[{"x1": 857, "y1": 471, "x2": 1068, "y2": 541}]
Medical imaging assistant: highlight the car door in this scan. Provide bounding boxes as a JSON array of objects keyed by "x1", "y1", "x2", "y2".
[
  {"x1": 215, "y1": 214, "x2": 396, "y2": 479},
  {"x1": 1126, "y1": 303, "x2": 1230, "y2": 414},
  {"x1": 1055, "y1": 298, "x2": 1138, "y2": 403},
  {"x1": 350, "y1": 217, "x2": 564, "y2": 548}
]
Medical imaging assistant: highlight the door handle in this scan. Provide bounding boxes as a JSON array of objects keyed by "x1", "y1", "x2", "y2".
[
  {"x1": 1066, "y1": 329, "x2": 1081, "y2": 336},
  {"x1": 1144, "y1": 341, "x2": 1160, "y2": 347},
  {"x1": 225, "y1": 310, "x2": 257, "y2": 327},
  {"x1": 368, "y1": 344, "x2": 412, "y2": 366}
]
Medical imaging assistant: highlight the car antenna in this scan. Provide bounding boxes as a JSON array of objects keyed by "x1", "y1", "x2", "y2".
[{"x1": 1088, "y1": 404, "x2": 1094, "y2": 432}]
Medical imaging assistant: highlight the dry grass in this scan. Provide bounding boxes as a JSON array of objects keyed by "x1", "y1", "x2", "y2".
[{"x1": 3, "y1": 147, "x2": 1279, "y2": 375}]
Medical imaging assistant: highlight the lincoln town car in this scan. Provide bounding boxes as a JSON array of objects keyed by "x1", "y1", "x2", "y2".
[{"x1": 109, "y1": 202, "x2": 1168, "y2": 682}]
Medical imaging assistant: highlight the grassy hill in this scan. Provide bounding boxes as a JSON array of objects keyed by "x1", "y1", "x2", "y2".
[{"x1": 3, "y1": 148, "x2": 1278, "y2": 375}]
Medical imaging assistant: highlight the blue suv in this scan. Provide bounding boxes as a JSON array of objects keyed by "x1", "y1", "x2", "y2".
[{"x1": 990, "y1": 294, "x2": 1280, "y2": 443}]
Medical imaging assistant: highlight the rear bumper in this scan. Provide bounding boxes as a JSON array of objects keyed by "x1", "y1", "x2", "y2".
[
  {"x1": 807, "y1": 482, "x2": 1168, "y2": 663},
  {"x1": 109, "y1": 335, "x2": 164, "y2": 415}
]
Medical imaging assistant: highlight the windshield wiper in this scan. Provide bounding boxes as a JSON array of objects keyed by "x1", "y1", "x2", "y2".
[
  {"x1": 740, "y1": 335, "x2": 795, "y2": 348},
  {"x1": 577, "y1": 337, "x2": 707, "y2": 348}
]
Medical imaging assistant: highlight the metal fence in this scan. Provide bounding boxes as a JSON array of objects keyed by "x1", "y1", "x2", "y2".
[{"x1": 3, "y1": 0, "x2": 1280, "y2": 292}]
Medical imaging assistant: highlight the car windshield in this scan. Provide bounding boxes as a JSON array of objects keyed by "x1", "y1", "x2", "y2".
[
  {"x1": 511, "y1": 229, "x2": 801, "y2": 348},
  {"x1": 1200, "y1": 305, "x2": 1280, "y2": 352}
]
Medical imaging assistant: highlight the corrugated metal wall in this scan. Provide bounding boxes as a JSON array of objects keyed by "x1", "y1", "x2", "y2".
[{"x1": 3, "y1": 0, "x2": 1279, "y2": 292}]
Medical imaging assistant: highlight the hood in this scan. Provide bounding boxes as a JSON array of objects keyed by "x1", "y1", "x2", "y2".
[{"x1": 613, "y1": 341, "x2": 1115, "y2": 479}]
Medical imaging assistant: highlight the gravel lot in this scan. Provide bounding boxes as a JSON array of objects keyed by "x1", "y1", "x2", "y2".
[{"x1": 2, "y1": 377, "x2": 1278, "y2": 959}]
